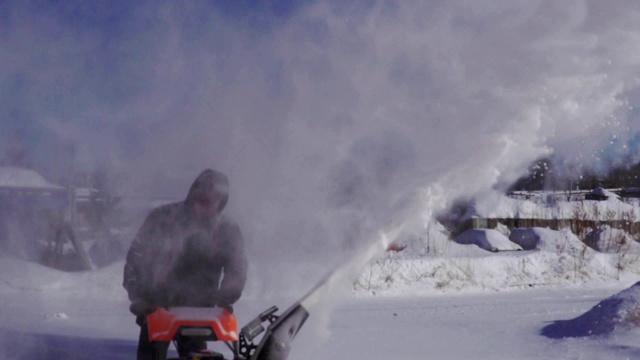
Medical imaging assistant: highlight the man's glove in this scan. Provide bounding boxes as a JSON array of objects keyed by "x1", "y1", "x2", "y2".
[
  {"x1": 217, "y1": 303, "x2": 234, "y2": 313},
  {"x1": 129, "y1": 301, "x2": 156, "y2": 316}
]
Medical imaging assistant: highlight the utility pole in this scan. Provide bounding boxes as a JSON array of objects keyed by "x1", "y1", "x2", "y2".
[
  {"x1": 66, "y1": 142, "x2": 91, "y2": 270},
  {"x1": 68, "y1": 142, "x2": 77, "y2": 228}
]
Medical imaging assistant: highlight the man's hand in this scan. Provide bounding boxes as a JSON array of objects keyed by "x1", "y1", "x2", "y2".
[
  {"x1": 217, "y1": 303, "x2": 234, "y2": 313},
  {"x1": 129, "y1": 301, "x2": 156, "y2": 316}
]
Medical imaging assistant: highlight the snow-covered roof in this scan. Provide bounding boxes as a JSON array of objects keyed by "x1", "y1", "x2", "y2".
[{"x1": 0, "y1": 166, "x2": 64, "y2": 191}]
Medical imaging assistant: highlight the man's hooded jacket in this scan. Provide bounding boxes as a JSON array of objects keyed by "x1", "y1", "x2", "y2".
[{"x1": 123, "y1": 169, "x2": 247, "y2": 313}]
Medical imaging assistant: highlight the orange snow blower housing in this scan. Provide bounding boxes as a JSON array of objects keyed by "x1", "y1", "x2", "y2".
[{"x1": 147, "y1": 307, "x2": 239, "y2": 342}]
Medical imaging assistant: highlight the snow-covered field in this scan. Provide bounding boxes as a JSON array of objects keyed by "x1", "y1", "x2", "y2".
[
  {"x1": 3, "y1": 199, "x2": 640, "y2": 360},
  {"x1": 0, "y1": 260, "x2": 638, "y2": 360},
  {"x1": 297, "y1": 285, "x2": 640, "y2": 360},
  {"x1": 3, "y1": 184, "x2": 640, "y2": 360}
]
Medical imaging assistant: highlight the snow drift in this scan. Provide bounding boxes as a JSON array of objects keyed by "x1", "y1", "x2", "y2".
[{"x1": 541, "y1": 281, "x2": 640, "y2": 338}]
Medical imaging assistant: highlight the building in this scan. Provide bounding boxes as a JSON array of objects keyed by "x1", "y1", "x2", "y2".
[{"x1": 0, "y1": 166, "x2": 91, "y2": 270}]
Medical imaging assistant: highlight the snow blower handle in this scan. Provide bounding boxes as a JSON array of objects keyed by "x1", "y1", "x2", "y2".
[
  {"x1": 130, "y1": 300, "x2": 157, "y2": 317},
  {"x1": 241, "y1": 306, "x2": 279, "y2": 341},
  {"x1": 216, "y1": 302, "x2": 234, "y2": 313}
]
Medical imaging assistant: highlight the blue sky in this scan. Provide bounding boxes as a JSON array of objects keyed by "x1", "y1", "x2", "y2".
[
  {"x1": 2, "y1": 0, "x2": 640, "y2": 198},
  {"x1": 0, "y1": 0, "x2": 315, "y2": 181}
]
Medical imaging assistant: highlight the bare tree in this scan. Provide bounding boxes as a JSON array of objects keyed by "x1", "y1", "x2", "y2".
[{"x1": 2, "y1": 131, "x2": 31, "y2": 168}]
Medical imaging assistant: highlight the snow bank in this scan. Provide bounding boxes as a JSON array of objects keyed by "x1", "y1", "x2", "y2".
[
  {"x1": 585, "y1": 226, "x2": 640, "y2": 253},
  {"x1": 354, "y1": 227, "x2": 640, "y2": 296},
  {"x1": 541, "y1": 281, "x2": 640, "y2": 338},
  {"x1": 509, "y1": 227, "x2": 588, "y2": 253},
  {"x1": 509, "y1": 228, "x2": 541, "y2": 250}
]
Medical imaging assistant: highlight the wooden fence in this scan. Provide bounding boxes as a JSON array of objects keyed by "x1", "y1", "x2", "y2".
[{"x1": 464, "y1": 218, "x2": 640, "y2": 235}]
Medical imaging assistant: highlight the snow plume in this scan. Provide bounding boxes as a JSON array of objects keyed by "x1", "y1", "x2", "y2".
[{"x1": 3, "y1": 0, "x2": 640, "y2": 339}]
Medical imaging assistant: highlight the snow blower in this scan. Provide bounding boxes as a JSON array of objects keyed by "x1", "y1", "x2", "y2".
[{"x1": 146, "y1": 302, "x2": 308, "y2": 360}]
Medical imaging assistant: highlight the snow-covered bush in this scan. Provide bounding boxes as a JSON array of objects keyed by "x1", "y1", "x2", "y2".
[{"x1": 454, "y1": 229, "x2": 522, "y2": 252}]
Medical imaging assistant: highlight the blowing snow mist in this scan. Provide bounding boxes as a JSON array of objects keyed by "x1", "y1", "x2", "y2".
[{"x1": 3, "y1": 0, "x2": 640, "y2": 341}]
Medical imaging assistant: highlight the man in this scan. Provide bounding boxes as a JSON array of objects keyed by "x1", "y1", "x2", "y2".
[{"x1": 123, "y1": 169, "x2": 248, "y2": 360}]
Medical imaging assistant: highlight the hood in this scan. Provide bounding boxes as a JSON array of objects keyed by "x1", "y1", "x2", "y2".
[{"x1": 185, "y1": 169, "x2": 229, "y2": 212}]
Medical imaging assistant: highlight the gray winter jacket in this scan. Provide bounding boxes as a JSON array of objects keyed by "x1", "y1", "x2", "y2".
[{"x1": 123, "y1": 169, "x2": 248, "y2": 313}]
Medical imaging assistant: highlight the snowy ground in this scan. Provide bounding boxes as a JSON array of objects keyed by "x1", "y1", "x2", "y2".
[
  {"x1": 3, "y1": 193, "x2": 640, "y2": 359},
  {"x1": 2, "y1": 214, "x2": 640, "y2": 360},
  {"x1": 296, "y1": 285, "x2": 640, "y2": 360},
  {"x1": 3, "y1": 196, "x2": 640, "y2": 359},
  {"x1": 0, "y1": 265, "x2": 637, "y2": 360}
]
